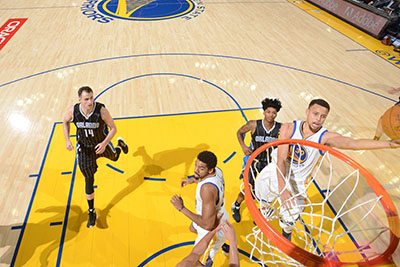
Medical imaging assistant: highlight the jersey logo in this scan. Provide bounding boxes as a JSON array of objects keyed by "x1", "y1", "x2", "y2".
[
  {"x1": 96, "y1": 0, "x2": 199, "y2": 21},
  {"x1": 287, "y1": 144, "x2": 308, "y2": 164},
  {"x1": 254, "y1": 135, "x2": 277, "y2": 143}
]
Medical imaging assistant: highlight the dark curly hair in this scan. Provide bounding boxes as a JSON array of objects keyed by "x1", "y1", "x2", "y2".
[
  {"x1": 197, "y1": 151, "x2": 217, "y2": 170},
  {"x1": 261, "y1": 98, "x2": 282, "y2": 112}
]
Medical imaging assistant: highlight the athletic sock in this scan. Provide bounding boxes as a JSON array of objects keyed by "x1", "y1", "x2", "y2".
[{"x1": 88, "y1": 199, "x2": 94, "y2": 210}]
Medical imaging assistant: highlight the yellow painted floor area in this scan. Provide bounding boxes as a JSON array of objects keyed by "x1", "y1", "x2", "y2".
[
  {"x1": 13, "y1": 108, "x2": 383, "y2": 266},
  {"x1": 14, "y1": 109, "x2": 267, "y2": 266},
  {"x1": 8, "y1": 1, "x2": 400, "y2": 266}
]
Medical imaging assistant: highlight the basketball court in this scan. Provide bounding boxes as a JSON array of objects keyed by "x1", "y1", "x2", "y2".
[{"x1": 0, "y1": 0, "x2": 400, "y2": 266}]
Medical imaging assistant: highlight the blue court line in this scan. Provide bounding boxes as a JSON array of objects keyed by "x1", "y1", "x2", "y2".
[
  {"x1": 299, "y1": 217, "x2": 322, "y2": 256},
  {"x1": 69, "y1": 135, "x2": 76, "y2": 138},
  {"x1": 94, "y1": 73, "x2": 249, "y2": 122},
  {"x1": 10, "y1": 123, "x2": 57, "y2": 267},
  {"x1": 237, "y1": 248, "x2": 265, "y2": 266},
  {"x1": 12, "y1": 108, "x2": 257, "y2": 265},
  {"x1": 313, "y1": 180, "x2": 369, "y2": 260},
  {"x1": 61, "y1": 172, "x2": 72, "y2": 175},
  {"x1": 223, "y1": 151, "x2": 236, "y2": 163},
  {"x1": 137, "y1": 241, "x2": 264, "y2": 266},
  {"x1": 52, "y1": 107, "x2": 259, "y2": 127},
  {"x1": 29, "y1": 174, "x2": 39, "y2": 178},
  {"x1": 56, "y1": 156, "x2": 78, "y2": 267},
  {"x1": 144, "y1": 177, "x2": 167, "y2": 181},
  {"x1": 112, "y1": 107, "x2": 257, "y2": 121},
  {"x1": 11, "y1": 226, "x2": 23, "y2": 230},
  {"x1": 50, "y1": 222, "x2": 63, "y2": 226},
  {"x1": 106, "y1": 164, "x2": 124, "y2": 173},
  {"x1": 0, "y1": 53, "x2": 397, "y2": 103}
]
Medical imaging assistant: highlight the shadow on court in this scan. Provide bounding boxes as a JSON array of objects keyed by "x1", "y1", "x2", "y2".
[
  {"x1": 98, "y1": 143, "x2": 209, "y2": 229},
  {"x1": 0, "y1": 205, "x2": 86, "y2": 267}
]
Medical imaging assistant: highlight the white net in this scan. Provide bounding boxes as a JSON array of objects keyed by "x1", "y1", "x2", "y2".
[{"x1": 244, "y1": 141, "x2": 397, "y2": 266}]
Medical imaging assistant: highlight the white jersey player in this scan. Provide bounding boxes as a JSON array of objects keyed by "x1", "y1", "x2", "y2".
[
  {"x1": 171, "y1": 151, "x2": 229, "y2": 267},
  {"x1": 255, "y1": 99, "x2": 400, "y2": 241}
]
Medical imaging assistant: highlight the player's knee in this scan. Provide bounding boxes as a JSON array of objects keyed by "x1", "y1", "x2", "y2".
[{"x1": 85, "y1": 175, "x2": 95, "y2": 195}]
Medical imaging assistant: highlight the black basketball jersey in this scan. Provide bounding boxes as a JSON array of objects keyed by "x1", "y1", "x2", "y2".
[
  {"x1": 73, "y1": 102, "x2": 107, "y2": 148},
  {"x1": 251, "y1": 120, "x2": 281, "y2": 161}
]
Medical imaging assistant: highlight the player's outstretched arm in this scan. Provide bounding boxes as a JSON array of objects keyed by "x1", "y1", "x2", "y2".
[
  {"x1": 324, "y1": 132, "x2": 400, "y2": 150},
  {"x1": 62, "y1": 106, "x2": 74, "y2": 151},
  {"x1": 176, "y1": 225, "x2": 221, "y2": 267},
  {"x1": 276, "y1": 123, "x2": 294, "y2": 206},
  {"x1": 180, "y1": 178, "x2": 196, "y2": 187},
  {"x1": 96, "y1": 106, "x2": 117, "y2": 154},
  {"x1": 237, "y1": 120, "x2": 256, "y2": 156},
  {"x1": 171, "y1": 185, "x2": 218, "y2": 230},
  {"x1": 221, "y1": 220, "x2": 240, "y2": 267}
]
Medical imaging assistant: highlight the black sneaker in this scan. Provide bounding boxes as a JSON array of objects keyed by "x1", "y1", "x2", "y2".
[
  {"x1": 117, "y1": 137, "x2": 129, "y2": 154},
  {"x1": 282, "y1": 230, "x2": 292, "y2": 241},
  {"x1": 231, "y1": 202, "x2": 241, "y2": 222},
  {"x1": 222, "y1": 243, "x2": 230, "y2": 256},
  {"x1": 87, "y1": 209, "x2": 97, "y2": 228}
]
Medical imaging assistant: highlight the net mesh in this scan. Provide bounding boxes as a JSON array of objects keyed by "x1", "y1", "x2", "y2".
[{"x1": 244, "y1": 140, "x2": 398, "y2": 266}]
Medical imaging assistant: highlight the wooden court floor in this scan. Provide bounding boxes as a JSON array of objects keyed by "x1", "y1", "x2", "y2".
[{"x1": 0, "y1": 0, "x2": 400, "y2": 266}]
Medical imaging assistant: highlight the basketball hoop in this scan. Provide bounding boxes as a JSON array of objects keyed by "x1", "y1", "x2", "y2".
[{"x1": 243, "y1": 139, "x2": 400, "y2": 266}]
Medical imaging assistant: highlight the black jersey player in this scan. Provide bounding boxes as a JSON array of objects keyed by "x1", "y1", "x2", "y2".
[
  {"x1": 62, "y1": 86, "x2": 128, "y2": 228},
  {"x1": 231, "y1": 98, "x2": 282, "y2": 223}
]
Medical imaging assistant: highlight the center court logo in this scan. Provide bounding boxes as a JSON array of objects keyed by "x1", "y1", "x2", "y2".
[{"x1": 81, "y1": 0, "x2": 204, "y2": 22}]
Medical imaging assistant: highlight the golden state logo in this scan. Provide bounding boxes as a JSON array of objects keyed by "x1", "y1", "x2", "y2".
[
  {"x1": 81, "y1": 0, "x2": 204, "y2": 22},
  {"x1": 287, "y1": 144, "x2": 308, "y2": 164}
]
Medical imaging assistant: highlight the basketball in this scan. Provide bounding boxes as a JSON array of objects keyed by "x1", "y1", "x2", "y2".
[{"x1": 381, "y1": 105, "x2": 400, "y2": 143}]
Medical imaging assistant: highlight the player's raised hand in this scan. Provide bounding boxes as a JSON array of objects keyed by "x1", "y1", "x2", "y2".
[
  {"x1": 170, "y1": 194, "x2": 184, "y2": 211},
  {"x1": 180, "y1": 178, "x2": 194, "y2": 187}
]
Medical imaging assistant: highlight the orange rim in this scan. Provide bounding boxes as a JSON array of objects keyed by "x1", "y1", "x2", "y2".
[{"x1": 243, "y1": 139, "x2": 399, "y2": 266}]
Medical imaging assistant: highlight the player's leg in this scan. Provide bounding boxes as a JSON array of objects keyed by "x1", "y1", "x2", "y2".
[
  {"x1": 205, "y1": 209, "x2": 229, "y2": 266},
  {"x1": 279, "y1": 199, "x2": 302, "y2": 241},
  {"x1": 77, "y1": 147, "x2": 99, "y2": 228},
  {"x1": 189, "y1": 225, "x2": 215, "y2": 266},
  {"x1": 194, "y1": 226, "x2": 216, "y2": 267},
  {"x1": 116, "y1": 137, "x2": 128, "y2": 154},
  {"x1": 100, "y1": 138, "x2": 129, "y2": 161},
  {"x1": 231, "y1": 175, "x2": 244, "y2": 223},
  {"x1": 254, "y1": 162, "x2": 279, "y2": 217},
  {"x1": 231, "y1": 160, "x2": 259, "y2": 222},
  {"x1": 279, "y1": 179, "x2": 305, "y2": 241}
]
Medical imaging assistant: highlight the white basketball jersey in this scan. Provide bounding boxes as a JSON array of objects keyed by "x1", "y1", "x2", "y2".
[
  {"x1": 287, "y1": 120, "x2": 327, "y2": 183},
  {"x1": 195, "y1": 167, "x2": 225, "y2": 215}
]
